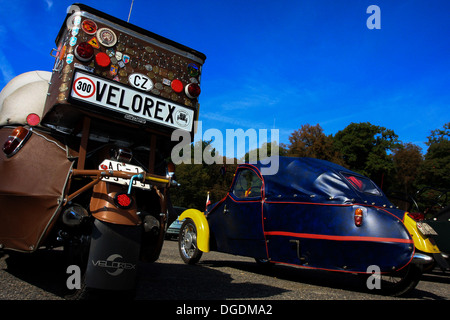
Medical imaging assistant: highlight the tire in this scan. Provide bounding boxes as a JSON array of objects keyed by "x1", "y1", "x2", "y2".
[
  {"x1": 378, "y1": 263, "x2": 423, "y2": 297},
  {"x1": 178, "y1": 219, "x2": 203, "y2": 264}
]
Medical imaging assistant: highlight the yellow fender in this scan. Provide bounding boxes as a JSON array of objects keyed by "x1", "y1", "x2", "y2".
[
  {"x1": 403, "y1": 214, "x2": 440, "y2": 254},
  {"x1": 178, "y1": 209, "x2": 210, "y2": 252}
]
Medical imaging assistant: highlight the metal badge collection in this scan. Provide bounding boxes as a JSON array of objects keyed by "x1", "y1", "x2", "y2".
[{"x1": 54, "y1": 15, "x2": 201, "y2": 110}]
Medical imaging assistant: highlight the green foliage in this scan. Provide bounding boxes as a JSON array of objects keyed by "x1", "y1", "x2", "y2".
[
  {"x1": 419, "y1": 122, "x2": 450, "y2": 190},
  {"x1": 333, "y1": 122, "x2": 400, "y2": 185},
  {"x1": 169, "y1": 139, "x2": 237, "y2": 210},
  {"x1": 169, "y1": 122, "x2": 449, "y2": 211}
]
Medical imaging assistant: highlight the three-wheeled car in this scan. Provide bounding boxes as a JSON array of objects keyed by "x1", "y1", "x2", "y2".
[
  {"x1": 0, "y1": 3, "x2": 205, "y2": 297},
  {"x1": 177, "y1": 157, "x2": 436, "y2": 296}
]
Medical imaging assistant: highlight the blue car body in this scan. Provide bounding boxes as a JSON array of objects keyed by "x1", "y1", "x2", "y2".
[{"x1": 205, "y1": 157, "x2": 414, "y2": 274}]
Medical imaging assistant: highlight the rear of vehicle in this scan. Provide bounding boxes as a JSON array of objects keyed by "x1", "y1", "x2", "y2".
[{"x1": 0, "y1": 3, "x2": 205, "y2": 295}]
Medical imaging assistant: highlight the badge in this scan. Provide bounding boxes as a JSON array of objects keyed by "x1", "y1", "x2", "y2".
[
  {"x1": 115, "y1": 51, "x2": 123, "y2": 61},
  {"x1": 81, "y1": 19, "x2": 97, "y2": 35},
  {"x1": 187, "y1": 63, "x2": 199, "y2": 77},
  {"x1": 74, "y1": 16, "x2": 81, "y2": 26},
  {"x1": 113, "y1": 75, "x2": 120, "y2": 82},
  {"x1": 123, "y1": 54, "x2": 130, "y2": 64},
  {"x1": 110, "y1": 65, "x2": 118, "y2": 76},
  {"x1": 59, "y1": 83, "x2": 69, "y2": 92},
  {"x1": 106, "y1": 48, "x2": 115, "y2": 57},
  {"x1": 118, "y1": 60, "x2": 125, "y2": 68},
  {"x1": 66, "y1": 53, "x2": 74, "y2": 64},
  {"x1": 71, "y1": 27, "x2": 79, "y2": 36},
  {"x1": 96, "y1": 28, "x2": 117, "y2": 47},
  {"x1": 119, "y1": 69, "x2": 127, "y2": 77},
  {"x1": 69, "y1": 36, "x2": 77, "y2": 47},
  {"x1": 88, "y1": 36, "x2": 100, "y2": 49}
]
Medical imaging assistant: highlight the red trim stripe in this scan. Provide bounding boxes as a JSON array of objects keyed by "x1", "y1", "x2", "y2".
[{"x1": 264, "y1": 231, "x2": 413, "y2": 244}]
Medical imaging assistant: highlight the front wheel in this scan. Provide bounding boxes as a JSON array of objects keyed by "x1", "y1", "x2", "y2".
[{"x1": 178, "y1": 219, "x2": 203, "y2": 264}]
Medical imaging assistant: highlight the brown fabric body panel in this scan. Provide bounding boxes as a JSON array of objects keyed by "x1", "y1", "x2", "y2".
[{"x1": 0, "y1": 127, "x2": 73, "y2": 251}]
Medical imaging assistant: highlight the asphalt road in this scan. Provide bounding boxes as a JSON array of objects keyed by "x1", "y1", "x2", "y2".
[{"x1": 1, "y1": 239, "x2": 449, "y2": 301}]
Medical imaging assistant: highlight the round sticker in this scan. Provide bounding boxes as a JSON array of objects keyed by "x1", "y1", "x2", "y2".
[
  {"x1": 95, "y1": 52, "x2": 111, "y2": 68},
  {"x1": 97, "y1": 28, "x2": 117, "y2": 47},
  {"x1": 81, "y1": 19, "x2": 97, "y2": 35},
  {"x1": 73, "y1": 77, "x2": 96, "y2": 98},
  {"x1": 171, "y1": 79, "x2": 183, "y2": 93}
]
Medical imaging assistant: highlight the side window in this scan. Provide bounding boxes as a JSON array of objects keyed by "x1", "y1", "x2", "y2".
[{"x1": 232, "y1": 169, "x2": 262, "y2": 199}]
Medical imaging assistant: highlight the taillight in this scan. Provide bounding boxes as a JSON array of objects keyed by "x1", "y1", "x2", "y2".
[
  {"x1": 74, "y1": 42, "x2": 94, "y2": 62},
  {"x1": 408, "y1": 212, "x2": 425, "y2": 221},
  {"x1": 114, "y1": 193, "x2": 133, "y2": 209},
  {"x1": 354, "y1": 208, "x2": 363, "y2": 227},
  {"x1": 26, "y1": 113, "x2": 40, "y2": 126},
  {"x1": 185, "y1": 83, "x2": 201, "y2": 99},
  {"x1": 2, "y1": 126, "x2": 32, "y2": 158}
]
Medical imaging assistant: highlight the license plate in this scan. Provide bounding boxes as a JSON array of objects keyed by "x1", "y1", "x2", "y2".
[
  {"x1": 99, "y1": 160, "x2": 150, "y2": 190},
  {"x1": 417, "y1": 222, "x2": 438, "y2": 236}
]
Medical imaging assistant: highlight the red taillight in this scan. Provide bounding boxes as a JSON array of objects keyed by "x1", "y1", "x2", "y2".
[
  {"x1": 2, "y1": 126, "x2": 31, "y2": 157},
  {"x1": 355, "y1": 208, "x2": 363, "y2": 227},
  {"x1": 114, "y1": 193, "x2": 133, "y2": 209},
  {"x1": 74, "y1": 42, "x2": 94, "y2": 62},
  {"x1": 26, "y1": 113, "x2": 40, "y2": 126},
  {"x1": 408, "y1": 212, "x2": 425, "y2": 221},
  {"x1": 185, "y1": 83, "x2": 201, "y2": 99}
]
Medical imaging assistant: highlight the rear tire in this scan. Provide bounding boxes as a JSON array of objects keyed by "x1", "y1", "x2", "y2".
[
  {"x1": 178, "y1": 219, "x2": 203, "y2": 264},
  {"x1": 378, "y1": 263, "x2": 423, "y2": 296}
]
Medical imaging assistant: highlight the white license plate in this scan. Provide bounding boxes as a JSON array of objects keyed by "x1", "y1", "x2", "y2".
[
  {"x1": 99, "y1": 160, "x2": 150, "y2": 190},
  {"x1": 417, "y1": 222, "x2": 438, "y2": 236}
]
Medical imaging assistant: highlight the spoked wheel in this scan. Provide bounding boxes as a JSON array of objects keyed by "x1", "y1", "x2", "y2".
[
  {"x1": 178, "y1": 219, "x2": 203, "y2": 264},
  {"x1": 378, "y1": 263, "x2": 423, "y2": 297}
]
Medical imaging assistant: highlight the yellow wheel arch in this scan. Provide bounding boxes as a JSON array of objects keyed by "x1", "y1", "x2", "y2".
[
  {"x1": 178, "y1": 209, "x2": 210, "y2": 252},
  {"x1": 403, "y1": 214, "x2": 440, "y2": 254}
]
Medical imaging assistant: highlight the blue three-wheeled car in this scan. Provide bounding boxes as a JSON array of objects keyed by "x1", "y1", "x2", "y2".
[{"x1": 177, "y1": 157, "x2": 437, "y2": 296}]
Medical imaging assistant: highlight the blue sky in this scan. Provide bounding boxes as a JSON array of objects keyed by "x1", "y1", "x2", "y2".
[{"x1": 0, "y1": 0, "x2": 448, "y2": 157}]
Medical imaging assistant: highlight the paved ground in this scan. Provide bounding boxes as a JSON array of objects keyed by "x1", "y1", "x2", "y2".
[{"x1": 1, "y1": 239, "x2": 449, "y2": 301}]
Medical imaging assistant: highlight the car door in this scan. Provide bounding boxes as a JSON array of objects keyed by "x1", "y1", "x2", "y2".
[{"x1": 208, "y1": 167, "x2": 268, "y2": 259}]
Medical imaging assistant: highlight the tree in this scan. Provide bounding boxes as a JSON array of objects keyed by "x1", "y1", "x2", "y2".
[
  {"x1": 392, "y1": 142, "x2": 423, "y2": 194},
  {"x1": 170, "y1": 139, "x2": 237, "y2": 210},
  {"x1": 420, "y1": 122, "x2": 450, "y2": 189},
  {"x1": 286, "y1": 124, "x2": 344, "y2": 165},
  {"x1": 333, "y1": 122, "x2": 400, "y2": 188}
]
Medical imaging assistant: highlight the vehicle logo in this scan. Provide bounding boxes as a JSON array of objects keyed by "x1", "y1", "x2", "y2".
[
  {"x1": 92, "y1": 254, "x2": 136, "y2": 276},
  {"x1": 175, "y1": 110, "x2": 190, "y2": 127}
]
